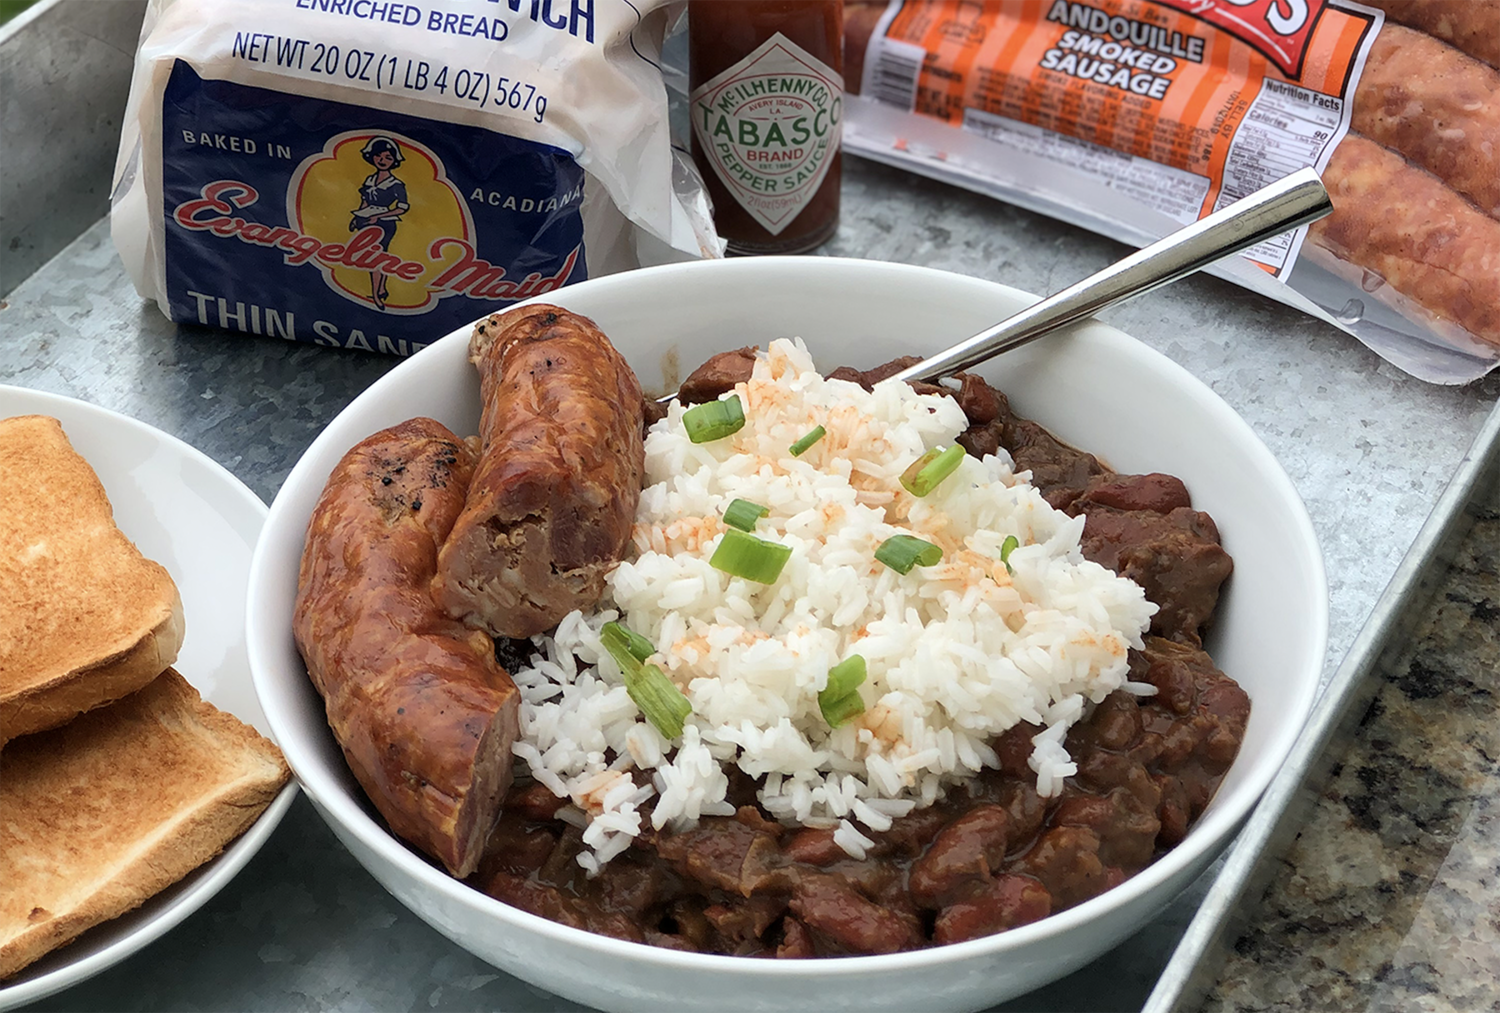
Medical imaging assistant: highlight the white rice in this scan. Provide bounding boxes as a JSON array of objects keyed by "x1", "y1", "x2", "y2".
[{"x1": 510, "y1": 339, "x2": 1156, "y2": 871}]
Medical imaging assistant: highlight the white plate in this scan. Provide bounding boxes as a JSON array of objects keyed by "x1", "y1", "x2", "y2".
[{"x1": 0, "y1": 386, "x2": 298, "y2": 1011}]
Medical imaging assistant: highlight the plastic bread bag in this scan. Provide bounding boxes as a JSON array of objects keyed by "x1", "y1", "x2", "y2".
[
  {"x1": 842, "y1": 0, "x2": 1500, "y2": 384},
  {"x1": 112, "y1": 0, "x2": 722, "y2": 356}
]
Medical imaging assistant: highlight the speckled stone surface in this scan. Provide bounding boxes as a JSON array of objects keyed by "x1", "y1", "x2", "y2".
[
  {"x1": 4, "y1": 154, "x2": 1499, "y2": 1011},
  {"x1": 1198, "y1": 506, "x2": 1500, "y2": 1013}
]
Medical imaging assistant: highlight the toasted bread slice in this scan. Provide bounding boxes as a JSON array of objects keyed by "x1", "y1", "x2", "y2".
[
  {"x1": 0, "y1": 415, "x2": 185, "y2": 744},
  {"x1": 0, "y1": 669, "x2": 291, "y2": 979}
]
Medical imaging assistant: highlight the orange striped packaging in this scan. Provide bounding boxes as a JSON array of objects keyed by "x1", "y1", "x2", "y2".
[{"x1": 849, "y1": 0, "x2": 1380, "y2": 275}]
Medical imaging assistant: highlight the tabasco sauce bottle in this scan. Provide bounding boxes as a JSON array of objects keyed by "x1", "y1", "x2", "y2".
[{"x1": 689, "y1": 0, "x2": 844, "y2": 255}]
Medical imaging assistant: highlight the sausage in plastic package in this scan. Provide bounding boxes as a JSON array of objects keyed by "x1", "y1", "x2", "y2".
[{"x1": 843, "y1": 0, "x2": 1500, "y2": 383}]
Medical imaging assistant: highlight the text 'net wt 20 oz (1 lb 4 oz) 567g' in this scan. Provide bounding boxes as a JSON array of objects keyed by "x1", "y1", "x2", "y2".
[{"x1": 112, "y1": 0, "x2": 725, "y2": 358}]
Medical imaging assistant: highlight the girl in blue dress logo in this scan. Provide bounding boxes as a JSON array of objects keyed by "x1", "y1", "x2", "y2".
[{"x1": 350, "y1": 136, "x2": 410, "y2": 310}]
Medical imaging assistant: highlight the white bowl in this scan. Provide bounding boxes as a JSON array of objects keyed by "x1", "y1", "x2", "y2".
[{"x1": 247, "y1": 257, "x2": 1326, "y2": 1012}]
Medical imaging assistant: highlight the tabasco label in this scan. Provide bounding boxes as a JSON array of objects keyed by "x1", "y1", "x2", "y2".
[{"x1": 690, "y1": 33, "x2": 843, "y2": 236}]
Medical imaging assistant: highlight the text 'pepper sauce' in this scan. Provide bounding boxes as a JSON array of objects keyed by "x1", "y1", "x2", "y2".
[{"x1": 689, "y1": 0, "x2": 844, "y2": 255}]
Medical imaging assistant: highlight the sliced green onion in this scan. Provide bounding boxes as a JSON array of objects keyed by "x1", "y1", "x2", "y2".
[
  {"x1": 723, "y1": 498, "x2": 770, "y2": 532},
  {"x1": 820, "y1": 691, "x2": 867, "y2": 728},
  {"x1": 601, "y1": 621, "x2": 655, "y2": 664},
  {"x1": 710, "y1": 528, "x2": 793, "y2": 584},
  {"x1": 900, "y1": 448, "x2": 942, "y2": 490},
  {"x1": 682, "y1": 394, "x2": 745, "y2": 444},
  {"x1": 900, "y1": 445, "x2": 965, "y2": 497},
  {"x1": 823, "y1": 654, "x2": 866, "y2": 700},
  {"x1": 819, "y1": 655, "x2": 868, "y2": 728},
  {"x1": 875, "y1": 534, "x2": 943, "y2": 575},
  {"x1": 819, "y1": 656, "x2": 867, "y2": 727},
  {"x1": 624, "y1": 663, "x2": 692, "y2": 740},
  {"x1": 788, "y1": 425, "x2": 826, "y2": 457},
  {"x1": 999, "y1": 535, "x2": 1019, "y2": 575},
  {"x1": 600, "y1": 623, "x2": 691, "y2": 738}
]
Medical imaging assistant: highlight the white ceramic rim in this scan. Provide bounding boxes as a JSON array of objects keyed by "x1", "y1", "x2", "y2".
[
  {"x1": 0, "y1": 386, "x2": 298, "y2": 1011},
  {"x1": 249, "y1": 256, "x2": 1327, "y2": 983}
]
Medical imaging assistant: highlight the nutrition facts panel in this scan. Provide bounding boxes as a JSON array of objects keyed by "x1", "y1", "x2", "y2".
[
  {"x1": 961, "y1": 108, "x2": 1211, "y2": 227},
  {"x1": 1214, "y1": 78, "x2": 1348, "y2": 272}
]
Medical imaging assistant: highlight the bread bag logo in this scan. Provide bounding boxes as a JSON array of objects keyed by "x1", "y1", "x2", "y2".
[
  {"x1": 1152, "y1": 0, "x2": 1328, "y2": 76},
  {"x1": 170, "y1": 129, "x2": 582, "y2": 316}
]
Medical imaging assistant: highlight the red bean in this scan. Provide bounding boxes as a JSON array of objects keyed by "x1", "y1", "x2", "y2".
[
  {"x1": 782, "y1": 827, "x2": 846, "y2": 866},
  {"x1": 909, "y1": 805, "x2": 1011, "y2": 908},
  {"x1": 933, "y1": 875, "x2": 1051, "y2": 945},
  {"x1": 1016, "y1": 826, "x2": 1107, "y2": 910},
  {"x1": 789, "y1": 873, "x2": 920, "y2": 954}
]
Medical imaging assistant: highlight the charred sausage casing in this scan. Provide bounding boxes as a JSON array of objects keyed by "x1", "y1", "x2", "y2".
[
  {"x1": 433, "y1": 304, "x2": 645, "y2": 639},
  {"x1": 294, "y1": 417, "x2": 519, "y2": 879}
]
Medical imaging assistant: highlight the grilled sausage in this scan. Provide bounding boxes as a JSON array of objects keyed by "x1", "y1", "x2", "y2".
[
  {"x1": 433, "y1": 304, "x2": 645, "y2": 638},
  {"x1": 1352, "y1": 26, "x2": 1500, "y2": 218},
  {"x1": 1363, "y1": 1, "x2": 1500, "y2": 71},
  {"x1": 294, "y1": 417, "x2": 519, "y2": 878},
  {"x1": 1310, "y1": 134, "x2": 1500, "y2": 347}
]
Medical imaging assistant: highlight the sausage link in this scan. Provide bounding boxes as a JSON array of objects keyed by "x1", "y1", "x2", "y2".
[
  {"x1": 1310, "y1": 134, "x2": 1500, "y2": 347},
  {"x1": 1363, "y1": 1, "x2": 1500, "y2": 71},
  {"x1": 1352, "y1": 26, "x2": 1500, "y2": 218},
  {"x1": 433, "y1": 304, "x2": 645, "y2": 638},
  {"x1": 294, "y1": 417, "x2": 519, "y2": 878}
]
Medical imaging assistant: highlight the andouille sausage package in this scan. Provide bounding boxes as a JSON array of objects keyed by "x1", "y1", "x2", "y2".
[
  {"x1": 843, "y1": 0, "x2": 1500, "y2": 384},
  {"x1": 112, "y1": 0, "x2": 721, "y2": 356}
]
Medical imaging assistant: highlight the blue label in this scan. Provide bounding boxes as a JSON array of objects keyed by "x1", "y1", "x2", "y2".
[{"x1": 161, "y1": 60, "x2": 586, "y2": 355}]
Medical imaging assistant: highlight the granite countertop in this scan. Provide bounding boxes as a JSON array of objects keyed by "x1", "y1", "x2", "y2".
[
  {"x1": 5, "y1": 153, "x2": 1500, "y2": 1011},
  {"x1": 1199, "y1": 503, "x2": 1500, "y2": 1013}
]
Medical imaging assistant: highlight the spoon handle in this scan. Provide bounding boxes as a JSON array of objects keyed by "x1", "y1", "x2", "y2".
[{"x1": 889, "y1": 166, "x2": 1333, "y2": 384}]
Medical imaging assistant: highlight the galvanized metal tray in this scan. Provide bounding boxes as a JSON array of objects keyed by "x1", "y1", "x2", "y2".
[
  {"x1": 7, "y1": 2, "x2": 1500, "y2": 1010},
  {"x1": 1148, "y1": 402, "x2": 1500, "y2": 1011}
]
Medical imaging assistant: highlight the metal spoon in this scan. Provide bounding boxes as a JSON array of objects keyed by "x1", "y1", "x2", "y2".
[
  {"x1": 658, "y1": 168, "x2": 1331, "y2": 401},
  {"x1": 889, "y1": 166, "x2": 1332, "y2": 384}
]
